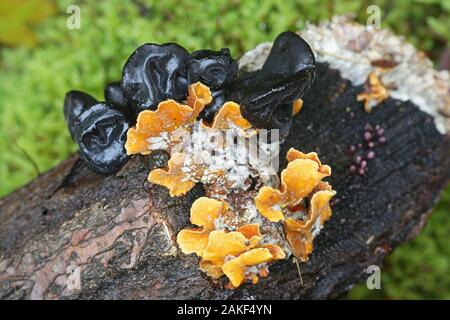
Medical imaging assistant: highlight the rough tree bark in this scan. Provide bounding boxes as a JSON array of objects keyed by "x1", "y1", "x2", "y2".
[{"x1": 1, "y1": 29, "x2": 449, "y2": 300}]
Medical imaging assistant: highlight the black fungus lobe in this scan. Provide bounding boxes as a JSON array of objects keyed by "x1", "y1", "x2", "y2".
[
  {"x1": 63, "y1": 90, "x2": 97, "y2": 139},
  {"x1": 226, "y1": 31, "x2": 316, "y2": 137},
  {"x1": 187, "y1": 48, "x2": 238, "y2": 90},
  {"x1": 76, "y1": 103, "x2": 130, "y2": 174},
  {"x1": 105, "y1": 81, "x2": 128, "y2": 109},
  {"x1": 104, "y1": 81, "x2": 135, "y2": 123},
  {"x1": 187, "y1": 48, "x2": 238, "y2": 123},
  {"x1": 121, "y1": 43, "x2": 189, "y2": 113}
]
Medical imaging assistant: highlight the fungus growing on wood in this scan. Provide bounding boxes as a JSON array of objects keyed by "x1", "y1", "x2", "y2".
[
  {"x1": 118, "y1": 32, "x2": 324, "y2": 288},
  {"x1": 255, "y1": 148, "x2": 336, "y2": 262},
  {"x1": 284, "y1": 182, "x2": 336, "y2": 261},
  {"x1": 148, "y1": 153, "x2": 196, "y2": 197},
  {"x1": 255, "y1": 148, "x2": 332, "y2": 222},
  {"x1": 125, "y1": 82, "x2": 212, "y2": 155},
  {"x1": 177, "y1": 197, "x2": 228, "y2": 255},
  {"x1": 357, "y1": 72, "x2": 390, "y2": 112},
  {"x1": 146, "y1": 93, "x2": 261, "y2": 196},
  {"x1": 222, "y1": 246, "x2": 285, "y2": 287},
  {"x1": 177, "y1": 197, "x2": 285, "y2": 287}
]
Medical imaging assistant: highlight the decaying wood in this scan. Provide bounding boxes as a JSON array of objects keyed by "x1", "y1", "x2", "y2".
[{"x1": 1, "y1": 32, "x2": 449, "y2": 300}]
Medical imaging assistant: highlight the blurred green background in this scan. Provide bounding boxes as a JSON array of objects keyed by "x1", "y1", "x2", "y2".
[{"x1": 0, "y1": 0, "x2": 448, "y2": 299}]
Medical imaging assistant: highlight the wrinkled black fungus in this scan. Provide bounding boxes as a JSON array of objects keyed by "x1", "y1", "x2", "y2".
[
  {"x1": 227, "y1": 70, "x2": 314, "y2": 130},
  {"x1": 226, "y1": 31, "x2": 316, "y2": 137},
  {"x1": 64, "y1": 91, "x2": 130, "y2": 174},
  {"x1": 187, "y1": 48, "x2": 238, "y2": 90},
  {"x1": 105, "y1": 81, "x2": 128, "y2": 109},
  {"x1": 261, "y1": 32, "x2": 315, "y2": 76},
  {"x1": 104, "y1": 81, "x2": 135, "y2": 123},
  {"x1": 76, "y1": 103, "x2": 130, "y2": 174},
  {"x1": 187, "y1": 48, "x2": 238, "y2": 123},
  {"x1": 63, "y1": 90, "x2": 97, "y2": 139},
  {"x1": 121, "y1": 43, "x2": 189, "y2": 113}
]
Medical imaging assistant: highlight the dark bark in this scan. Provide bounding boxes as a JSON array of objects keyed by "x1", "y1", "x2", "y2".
[{"x1": 0, "y1": 61, "x2": 449, "y2": 299}]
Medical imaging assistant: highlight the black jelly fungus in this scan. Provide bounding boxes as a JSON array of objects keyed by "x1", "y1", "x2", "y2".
[
  {"x1": 187, "y1": 48, "x2": 238, "y2": 122},
  {"x1": 226, "y1": 31, "x2": 316, "y2": 137},
  {"x1": 261, "y1": 31, "x2": 316, "y2": 76},
  {"x1": 104, "y1": 81, "x2": 136, "y2": 123},
  {"x1": 64, "y1": 90, "x2": 97, "y2": 139},
  {"x1": 76, "y1": 102, "x2": 130, "y2": 174},
  {"x1": 105, "y1": 81, "x2": 128, "y2": 109},
  {"x1": 121, "y1": 43, "x2": 189, "y2": 113},
  {"x1": 187, "y1": 48, "x2": 238, "y2": 90}
]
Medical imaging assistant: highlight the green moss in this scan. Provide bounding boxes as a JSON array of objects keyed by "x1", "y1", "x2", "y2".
[{"x1": 0, "y1": 0, "x2": 448, "y2": 299}]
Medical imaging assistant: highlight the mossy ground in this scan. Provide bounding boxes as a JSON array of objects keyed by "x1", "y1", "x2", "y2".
[{"x1": 0, "y1": 0, "x2": 448, "y2": 299}]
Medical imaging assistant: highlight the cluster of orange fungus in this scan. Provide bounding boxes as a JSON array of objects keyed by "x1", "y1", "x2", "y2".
[
  {"x1": 147, "y1": 100, "x2": 252, "y2": 196},
  {"x1": 255, "y1": 148, "x2": 336, "y2": 262},
  {"x1": 126, "y1": 83, "x2": 254, "y2": 197},
  {"x1": 177, "y1": 197, "x2": 285, "y2": 287},
  {"x1": 147, "y1": 152, "x2": 196, "y2": 197},
  {"x1": 125, "y1": 82, "x2": 212, "y2": 155},
  {"x1": 124, "y1": 83, "x2": 335, "y2": 287},
  {"x1": 357, "y1": 72, "x2": 389, "y2": 113}
]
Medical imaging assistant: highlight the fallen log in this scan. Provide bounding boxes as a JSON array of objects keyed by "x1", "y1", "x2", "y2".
[{"x1": 1, "y1": 18, "x2": 449, "y2": 299}]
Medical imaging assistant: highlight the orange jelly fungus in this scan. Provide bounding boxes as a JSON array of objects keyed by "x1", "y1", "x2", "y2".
[
  {"x1": 126, "y1": 81, "x2": 335, "y2": 286},
  {"x1": 210, "y1": 102, "x2": 252, "y2": 130},
  {"x1": 148, "y1": 99, "x2": 252, "y2": 196},
  {"x1": 222, "y1": 244, "x2": 285, "y2": 287},
  {"x1": 292, "y1": 99, "x2": 303, "y2": 115},
  {"x1": 177, "y1": 197, "x2": 285, "y2": 287},
  {"x1": 284, "y1": 182, "x2": 335, "y2": 261},
  {"x1": 125, "y1": 82, "x2": 212, "y2": 155},
  {"x1": 255, "y1": 148, "x2": 332, "y2": 222},
  {"x1": 147, "y1": 152, "x2": 197, "y2": 197},
  {"x1": 357, "y1": 72, "x2": 389, "y2": 112},
  {"x1": 255, "y1": 148, "x2": 336, "y2": 262},
  {"x1": 177, "y1": 197, "x2": 228, "y2": 255}
]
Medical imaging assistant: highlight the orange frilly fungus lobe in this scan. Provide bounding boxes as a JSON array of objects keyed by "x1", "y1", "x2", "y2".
[
  {"x1": 177, "y1": 197, "x2": 285, "y2": 287},
  {"x1": 210, "y1": 102, "x2": 252, "y2": 130},
  {"x1": 148, "y1": 100, "x2": 252, "y2": 196},
  {"x1": 177, "y1": 197, "x2": 228, "y2": 255},
  {"x1": 125, "y1": 82, "x2": 212, "y2": 155},
  {"x1": 147, "y1": 152, "x2": 197, "y2": 197},
  {"x1": 223, "y1": 244, "x2": 286, "y2": 287},
  {"x1": 292, "y1": 98, "x2": 303, "y2": 115},
  {"x1": 255, "y1": 148, "x2": 336, "y2": 262},
  {"x1": 284, "y1": 182, "x2": 335, "y2": 261},
  {"x1": 357, "y1": 72, "x2": 389, "y2": 112},
  {"x1": 255, "y1": 148, "x2": 332, "y2": 222}
]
